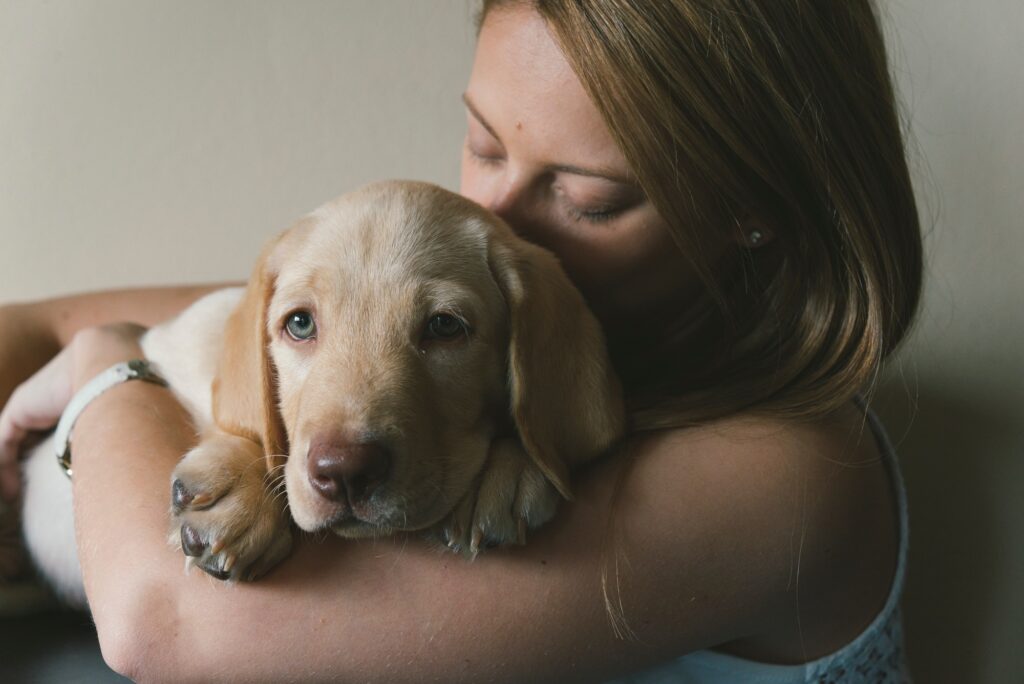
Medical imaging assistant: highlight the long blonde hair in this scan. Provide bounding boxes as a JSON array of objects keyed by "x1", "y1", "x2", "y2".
[{"x1": 480, "y1": 0, "x2": 923, "y2": 431}]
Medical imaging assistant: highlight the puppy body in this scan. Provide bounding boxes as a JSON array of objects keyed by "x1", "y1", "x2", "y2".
[
  {"x1": 20, "y1": 181, "x2": 624, "y2": 600},
  {"x1": 20, "y1": 287, "x2": 244, "y2": 607}
]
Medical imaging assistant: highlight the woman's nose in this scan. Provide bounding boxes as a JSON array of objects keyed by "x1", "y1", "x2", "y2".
[
  {"x1": 482, "y1": 179, "x2": 533, "y2": 236},
  {"x1": 481, "y1": 179, "x2": 518, "y2": 218},
  {"x1": 461, "y1": 161, "x2": 535, "y2": 236}
]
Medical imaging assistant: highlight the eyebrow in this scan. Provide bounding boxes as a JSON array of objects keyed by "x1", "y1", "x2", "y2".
[
  {"x1": 461, "y1": 92, "x2": 638, "y2": 187},
  {"x1": 462, "y1": 93, "x2": 502, "y2": 143}
]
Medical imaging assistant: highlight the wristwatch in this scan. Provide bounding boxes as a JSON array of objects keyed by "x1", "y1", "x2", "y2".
[{"x1": 54, "y1": 359, "x2": 168, "y2": 478}]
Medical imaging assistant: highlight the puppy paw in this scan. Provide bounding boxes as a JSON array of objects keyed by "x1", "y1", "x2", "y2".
[
  {"x1": 169, "y1": 433, "x2": 292, "y2": 581},
  {"x1": 438, "y1": 439, "x2": 561, "y2": 558}
]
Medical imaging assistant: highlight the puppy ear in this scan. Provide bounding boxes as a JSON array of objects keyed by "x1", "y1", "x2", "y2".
[
  {"x1": 488, "y1": 226, "x2": 626, "y2": 500},
  {"x1": 212, "y1": 222, "x2": 310, "y2": 472}
]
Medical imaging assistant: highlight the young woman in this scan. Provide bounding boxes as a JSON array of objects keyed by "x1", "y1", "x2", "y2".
[{"x1": 0, "y1": 1, "x2": 921, "y2": 681}]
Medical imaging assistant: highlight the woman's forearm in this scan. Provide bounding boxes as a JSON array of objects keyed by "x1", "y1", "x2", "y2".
[
  {"x1": 0, "y1": 303, "x2": 61, "y2": 406},
  {"x1": 67, "y1": 376, "x2": 695, "y2": 684},
  {"x1": 69, "y1": 379, "x2": 198, "y2": 677},
  {"x1": 36, "y1": 284, "x2": 239, "y2": 346},
  {"x1": 0, "y1": 284, "x2": 236, "y2": 406},
  {"x1": 66, "y1": 329, "x2": 790, "y2": 683}
]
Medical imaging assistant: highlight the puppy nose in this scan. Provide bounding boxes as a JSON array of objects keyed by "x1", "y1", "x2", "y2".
[{"x1": 307, "y1": 438, "x2": 391, "y2": 504}]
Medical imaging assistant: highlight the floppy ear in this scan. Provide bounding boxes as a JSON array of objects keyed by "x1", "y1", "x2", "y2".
[
  {"x1": 488, "y1": 227, "x2": 626, "y2": 500},
  {"x1": 212, "y1": 223, "x2": 309, "y2": 472}
]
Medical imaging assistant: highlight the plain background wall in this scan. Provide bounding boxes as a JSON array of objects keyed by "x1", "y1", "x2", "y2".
[
  {"x1": 0, "y1": 0, "x2": 477, "y2": 295},
  {"x1": 874, "y1": 1, "x2": 1024, "y2": 681},
  {"x1": 0, "y1": 1, "x2": 1020, "y2": 681}
]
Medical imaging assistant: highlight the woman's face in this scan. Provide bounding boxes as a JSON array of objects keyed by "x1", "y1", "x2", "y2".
[{"x1": 460, "y1": 6, "x2": 696, "y2": 330}]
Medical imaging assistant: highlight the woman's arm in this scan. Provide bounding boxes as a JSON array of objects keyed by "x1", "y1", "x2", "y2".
[
  {"x1": 72, "y1": 377, "x2": 745, "y2": 683},
  {"x1": 68, "y1": 328, "x2": 899, "y2": 683},
  {"x1": 0, "y1": 285, "x2": 237, "y2": 404},
  {"x1": 0, "y1": 303, "x2": 62, "y2": 407},
  {"x1": 32, "y1": 284, "x2": 240, "y2": 347},
  {"x1": 0, "y1": 286, "x2": 238, "y2": 499}
]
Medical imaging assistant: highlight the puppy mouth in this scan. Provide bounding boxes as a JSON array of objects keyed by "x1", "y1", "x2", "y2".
[
  {"x1": 325, "y1": 510, "x2": 399, "y2": 538},
  {"x1": 323, "y1": 504, "x2": 356, "y2": 528},
  {"x1": 288, "y1": 448, "x2": 452, "y2": 534},
  {"x1": 318, "y1": 496, "x2": 377, "y2": 531},
  {"x1": 317, "y1": 485, "x2": 446, "y2": 536},
  {"x1": 328, "y1": 516, "x2": 390, "y2": 537}
]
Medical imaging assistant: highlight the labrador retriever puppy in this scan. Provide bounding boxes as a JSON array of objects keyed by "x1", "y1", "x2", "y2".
[{"x1": 18, "y1": 180, "x2": 624, "y2": 604}]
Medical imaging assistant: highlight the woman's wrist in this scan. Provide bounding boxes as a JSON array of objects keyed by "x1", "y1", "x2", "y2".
[{"x1": 68, "y1": 323, "x2": 147, "y2": 391}]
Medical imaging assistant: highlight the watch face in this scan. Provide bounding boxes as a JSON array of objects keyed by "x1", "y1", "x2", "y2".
[
  {"x1": 123, "y1": 359, "x2": 167, "y2": 385},
  {"x1": 58, "y1": 446, "x2": 73, "y2": 478}
]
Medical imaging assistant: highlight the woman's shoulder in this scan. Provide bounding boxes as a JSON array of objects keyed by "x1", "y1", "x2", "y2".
[{"x1": 612, "y1": 402, "x2": 900, "y2": 662}]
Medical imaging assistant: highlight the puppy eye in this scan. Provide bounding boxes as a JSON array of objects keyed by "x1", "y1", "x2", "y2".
[
  {"x1": 285, "y1": 310, "x2": 317, "y2": 341},
  {"x1": 424, "y1": 313, "x2": 467, "y2": 341}
]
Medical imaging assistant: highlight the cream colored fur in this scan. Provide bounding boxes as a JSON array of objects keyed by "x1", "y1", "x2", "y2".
[
  {"x1": 21, "y1": 181, "x2": 624, "y2": 597},
  {"x1": 20, "y1": 287, "x2": 245, "y2": 607}
]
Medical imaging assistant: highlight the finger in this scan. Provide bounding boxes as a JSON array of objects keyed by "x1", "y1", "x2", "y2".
[
  {"x1": 1, "y1": 406, "x2": 58, "y2": 436},
  {"x1": 0, "y1": 464, "x2": 21, "y2": 504},
  {"x1": 0, "y1": 356, "x2": 73, "y2": 450},
  {"x1": 21, "y1": 355, "x2": 74, "y2": 429},
  {"x1": 0, "y1": 431, "x2": 32, "y2": 504},
  {"x1": 0, "y1": 418, "x2": 28, "y2": 466},
  {"x1": 0, "y1": 404, "x2": 38, "y2": 465}
]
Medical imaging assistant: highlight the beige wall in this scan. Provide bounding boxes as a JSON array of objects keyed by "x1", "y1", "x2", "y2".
[
  {"x1": 1, "y1": 1, "x2": 1020, "y2": 681},
  {"x1": 874, "y1": 1, "x2": 1024, "y2": 681},
  {"x1": 0, "y1": 0, "x2": 477, "y2": 298}
]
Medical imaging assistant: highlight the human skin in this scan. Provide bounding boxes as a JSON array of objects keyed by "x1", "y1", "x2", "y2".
[{"x1": 0, "y1": 6, "x2": 899, "y2": 681}]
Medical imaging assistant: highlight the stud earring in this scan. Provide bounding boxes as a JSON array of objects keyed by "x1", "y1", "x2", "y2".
[{"x1": 748, "y1": 229, "x2": 764, "y2": 246}]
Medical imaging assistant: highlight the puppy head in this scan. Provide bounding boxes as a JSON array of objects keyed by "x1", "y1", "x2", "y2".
[{"x1": 213, "y1": 181, "x2": 624, "y2": 536}]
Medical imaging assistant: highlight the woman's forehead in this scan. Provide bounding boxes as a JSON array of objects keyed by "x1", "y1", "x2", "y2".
[{"x1": 468, "y1": 5, "x2": 628, "y2": 176}]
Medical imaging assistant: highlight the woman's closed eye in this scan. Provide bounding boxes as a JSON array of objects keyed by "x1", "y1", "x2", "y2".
[
  {"x1": 462, "y1": 98, "x2": 643, "y2": 225},
  {"x1": 561, "y1": 200, "x2": 622, "y2": 224},
  {"x1": 560, "y1": 197, "x2": 625, "y2": 224},
  {"x1": 465, "y1": 140, "x2": 505, "y2": 167},
  {"x1": 553, "y1": 181, "x2": 642, "y2": 225},
  {"x1": 464, "y1": 112, "x2": 506, "y2": 166}
]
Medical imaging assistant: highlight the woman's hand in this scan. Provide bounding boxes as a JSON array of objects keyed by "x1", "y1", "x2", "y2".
[
  {"x1": 0, "y1": 285, "x2": 229, "y2": 503},
  {"x1": 0, "y1": 323, "x2": 145, "y2": 502},
  {"x1": 0, "y1": 346, "x2": 74, "y2": 502}
]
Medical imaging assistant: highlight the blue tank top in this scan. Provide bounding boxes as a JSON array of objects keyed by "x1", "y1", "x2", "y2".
[{"x1": 609, "y1": 405, "x2": 912, "y2": 683}]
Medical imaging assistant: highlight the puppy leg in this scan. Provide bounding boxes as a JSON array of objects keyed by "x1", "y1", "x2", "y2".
[
  {"x1": 169, "y1": 433, "x2": 291, "y2": 581},
  {"x1": 20, "y1": 433, "x2": 86, "y2": 607},
  {"x1": 438, "y1": 438, "x2": 561, "y2": 558}
]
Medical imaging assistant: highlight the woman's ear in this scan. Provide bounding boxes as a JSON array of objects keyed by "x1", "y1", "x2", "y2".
[
  {"x1": 211, "y1": 221, "x2": 311, "y2": 472},
  {"x1": 487, "y1": 225, "x2": 626, "y2": 500}
]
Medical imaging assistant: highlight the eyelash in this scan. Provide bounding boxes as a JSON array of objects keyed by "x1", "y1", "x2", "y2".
[
  {"x1": 466, "y1": 145, "x2": 504, "y2": 168},
  {"x1": 563, "y1": 203, "x2": 621, "y2": 224},
  {"x1": 555, "y1": 188, "x2": 624, "y2": 224},
  {"x1": 468, "y1": 145, "x2": 624, "y2": 224}
]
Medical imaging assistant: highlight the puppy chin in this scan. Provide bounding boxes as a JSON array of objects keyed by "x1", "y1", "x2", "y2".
[
  {"x1": 282, "y1": 442, "x2": 481, "y2": 534},
  {"x1": 284, "y1": 473, "x2": 415, "y2": 533},
  {"x1": 329, "y1": 518, "x2": 395, "y2": 539}
]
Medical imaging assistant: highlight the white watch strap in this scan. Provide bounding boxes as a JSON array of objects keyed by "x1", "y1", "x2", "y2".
[{"x1": 54, "y1": 359, "x2": 167, "y2": 478}]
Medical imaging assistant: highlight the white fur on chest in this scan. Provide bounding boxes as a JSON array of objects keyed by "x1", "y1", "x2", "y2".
[{"x1": 140, "y1": 287, "x2": 244, "y2": 430}]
